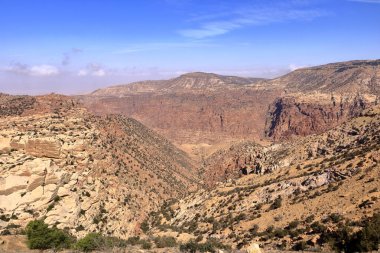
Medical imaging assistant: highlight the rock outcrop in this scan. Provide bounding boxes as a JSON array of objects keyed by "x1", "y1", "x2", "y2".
[
  {"x1": 265, "y1": 93, "x2": 375, "y2": 140},
  {"x1": 0, "y1": 93, "x2": 35, "y2": 117},
  {"x1": 201, "y1": 142, "x2": 281, "y2": 187}
]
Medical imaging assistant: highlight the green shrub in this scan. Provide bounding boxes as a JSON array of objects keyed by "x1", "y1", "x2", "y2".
[
  {"x1": 46, "y1": 203, "x2": 54, "y2": 212},
  {"x1": 273, "y1": 228, "x2": 288, "y2": 238},
  {"x1": 141, "y1": 240, "x2": 152, "y2": 249},
  {"x1": 319, "y1": 213, "x2": 380, "y2": 253},
  {"x1": 288, "y1": 220, "x2": 300, "y2": 229},
  {"x1": 26, "y1": 220, "x2": 74, "y2": 250},
  {"x1": 154, "y1": 236, "x2": 177, "y2": 248},
  {"x1": 74, "y1": 232, "x2": 128, "y2": 252},
  {"x1": 180, "y1": 240, "x2": 199, "y2": 253},
  {"x1": 74, "y1": 233, "x2": 104, "y2": 252},
  {"x1": 269, "y1": 196, "x2": 282, "y2": 210},
  {"x1": 348, "y1": 213, "x2": 380, "y2": 252},
  {"x1": 180, "y1": 239, "x2": 230, "y2": 253},
  {"x1": 320, "y1": 225, "x2": 352, "y2": 253},
  {"x1": 305, "y1": 215, "x2": 315, "y2": 223},
  {"x1": 310, "y1": 221, "x2": 326, "y2": 234},
  {"x1": 126, "y1": 236, "x2": 142, "y2": 245},
  {"x1": 328, "y1": 213, "x2": 344, "y2": 223},
  {"x1": 293, "y1": 240, "x2": 307, "y2": 251},
  {"x1": 140, "y1": 220, "x2": 149, "y2": 233}
]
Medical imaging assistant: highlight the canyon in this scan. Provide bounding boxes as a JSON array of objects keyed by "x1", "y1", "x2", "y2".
[
  {"x1": 82, "y1": 60, "x2": 380, "y2": 158},
  {"x1": 1, "y1": 59, "x2": 380, "y2": 252}
]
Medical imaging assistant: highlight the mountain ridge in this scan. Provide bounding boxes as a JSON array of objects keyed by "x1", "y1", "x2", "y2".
[{"x1": 90, "y1": 72, "x2": 267, "y2": 96}]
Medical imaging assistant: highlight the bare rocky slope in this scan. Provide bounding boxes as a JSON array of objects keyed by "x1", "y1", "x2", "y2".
[
  {"x1": 146, "y1": 105, "x2": 380, "y2": 251},
  {"x1": 272, "y1": 59, "x2": 380, "y2": 94},
  {"x1": 0, "y1": 94, "x2": 198, "y2": 239}
]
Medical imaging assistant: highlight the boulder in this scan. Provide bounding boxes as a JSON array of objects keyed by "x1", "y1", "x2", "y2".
[
  {"x1": 245, "y1": 243, "x2": 263, "y2": 253},
  {"x1": 11, "y1": 137, "x2": 61, "y2": 158}
]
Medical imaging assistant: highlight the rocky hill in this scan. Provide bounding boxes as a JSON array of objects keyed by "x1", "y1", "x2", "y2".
[
  {"x1": 0, "y1": 94, "x2": 198, "y2": 239},
  {"x1": 90, "y1": 72, "x2": 265, "y2": 96},
  {"x1": 273, "y1": 59, "x2": 380, "y2": 94},
  {"x1": 146, "y1": 105, "x2": 380, "y2": 251}
]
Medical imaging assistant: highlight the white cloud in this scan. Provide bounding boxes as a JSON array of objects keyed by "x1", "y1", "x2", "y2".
[
  {"x1": 78, "y1": 64, "x2": 106, "y2": 77},
  {"x1": 78, "y1": 69, "x2": 88, "y2": 76},
  {"x1": 29, "y1": 65, "x2": 59, "y2": 76},
  {"x1": 92, "y1": 69, "x2": 106, "y2": 77},
  {"x1": 5, "y1": 63, "x2": 59, "y2": 76}
]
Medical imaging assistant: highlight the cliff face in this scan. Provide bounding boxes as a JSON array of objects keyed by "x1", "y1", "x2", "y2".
[
  {"x1": 0, "y1": 94, "x2": 198, "y2": 239},
  {"x1": 84, "y1": 88, "x2": 282, "y2": 147},
  {"x1": 265, "y1": 93, "x2": 374, "y2": 140}
]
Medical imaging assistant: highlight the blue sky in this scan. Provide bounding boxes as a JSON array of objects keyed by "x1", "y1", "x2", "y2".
[{"x1": 0, "y1": 0, "x2": 379, "y2": 94}]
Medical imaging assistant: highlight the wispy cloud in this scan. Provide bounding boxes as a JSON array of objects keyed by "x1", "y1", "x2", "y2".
[
  {"x1": 114, "y1": 41, "x2": 217, "y2": 54},
  {"x1": 4, "y1": 63, "x2": 59, "y2": 76},
  {"x1": 179, "y1": 3, "x2": 328, "y2": 39},
  {"x1": 349, "y1": 0, "x2": 380, "y2": 3},
  {"x1": 61, "y1": 48, "x2": 83, "y2": 66}
]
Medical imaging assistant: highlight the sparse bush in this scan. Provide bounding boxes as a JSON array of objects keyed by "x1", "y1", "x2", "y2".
[
  {"x1": 46, "y1": 203, "x2": 54, "y2": 212},
  {"x1": 293, "y1": 240, "x2": 307, "y2": 251},
  {"x1": 305, "y1": 215, "x2": 315, "y2": 223},
  {"x1": 288, "y1": 220, "x2": 300, "y2": 229},
  {"x1": 74, "y1": 233, "x2": 104, "y2": 252},
  {"x1": 180, "y1": 239, "x2": 230, "y2": 253},
  {"x1": 74, "y1": 232, "x2": 127, "y2": 252},
  {"x1": 311, "y1": 221, "x2": 326, "y2": 234},
  {"x1": 140, "y1": 220, "x2": 149, "y2": 233},
  {"x1": 141, "y1": 240, "x2": 152, "y2": 249},
  {"x1": 329, "y1": 213, "x2": 344, "y2": 223},
  {"x1": 126, "y1": 236, "x2": 142, "y2": 245},
  {"x1": 269, "y1": 196, "x2": 282, "y2": 210},
  {"x1": 154, "y1": 236, "x2": 177, "y2": 248},
  {"x1": 273, "y1": 228, "x2": 288, "y2": 238},
  {"x1": 319, "y1": 213, "x2": 380, "y2": 253},
  {"x1": 349, "y1": 213, "x2": 380, "y2": 252}
]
